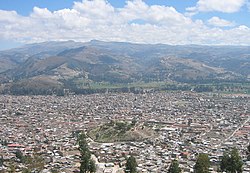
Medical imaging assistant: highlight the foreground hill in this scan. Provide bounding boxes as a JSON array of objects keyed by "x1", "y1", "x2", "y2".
[
  {"x1": 88, "y1": 121, "x2": 156, "y2": 142},
  {"x1": 0, "y1": 40, "x2": 249, "y2": 94}
]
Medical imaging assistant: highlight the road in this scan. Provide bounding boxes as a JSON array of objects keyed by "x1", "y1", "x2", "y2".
[
  {"x1": 217, "y1": 115, "x2": 250, "y2": 148},
  {"x1": 225, "y1": 116, "x2": 250, "y2": 142}
]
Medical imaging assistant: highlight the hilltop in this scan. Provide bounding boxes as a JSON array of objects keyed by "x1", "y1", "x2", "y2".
[{"x1": 88, "y1": 121, "x2": 156, "y2": 143}]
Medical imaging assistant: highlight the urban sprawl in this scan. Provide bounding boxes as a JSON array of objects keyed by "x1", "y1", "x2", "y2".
[{"x1": 0, "y1": 91, "x2": 249, "y2": 172}]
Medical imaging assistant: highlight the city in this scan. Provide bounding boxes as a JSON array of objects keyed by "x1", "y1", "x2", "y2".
[{"x1": 0, "y1": 91, "x2": 249, "y2": 172}]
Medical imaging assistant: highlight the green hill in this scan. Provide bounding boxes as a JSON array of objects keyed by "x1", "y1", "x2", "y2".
[{"x1": 88, "y1": 121, "x2": 156, "y2": 143}]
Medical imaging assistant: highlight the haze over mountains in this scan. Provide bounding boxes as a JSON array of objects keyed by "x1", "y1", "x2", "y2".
[{"x1": 0, "y1": 40, "x2": 249, "y2": 94}]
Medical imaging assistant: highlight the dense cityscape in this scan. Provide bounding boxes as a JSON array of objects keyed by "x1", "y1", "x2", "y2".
[{"x1": 0, "y1": 91, "x2": 249, "y2": 172}]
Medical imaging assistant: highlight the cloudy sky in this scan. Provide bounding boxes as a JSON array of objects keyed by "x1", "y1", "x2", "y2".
[{"x1": 0, "y1": 0, "x2": 250, "y2": 50}]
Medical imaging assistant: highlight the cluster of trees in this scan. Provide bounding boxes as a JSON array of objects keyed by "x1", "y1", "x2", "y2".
[
  {"x1": 193, "y1": 85, "x2": 213, "y2": 93},
  {"x1": 193, "y1": 153, "x2": 210, "y2": 173},
  {"x1": 77, "y1": 133, "x2": 96, "y2": 173},
  {"x1": 15, "y1": 150, "x2": 45, "y2": 173},
  {"x1": 113, "y1": 121, "x2": 133, "y2": 133},
  {"x1": 125, "y1": 156, "x2": 138, "y2": 173},
  {"x1": 193, "y1": 147, "x2": 244, "y2": 173},
  {"x1": 220, "y1": 148, "x2": 243, "y2": 173},
  {"x1": 167, "y1": 147, "x2": 245, "y2": 173},
  {"x1": 0, "y1": 139, "x2": 7, "y2": 146},
  {"x1": 5, "y1": 79, "x2": 249, "y2": 95},
  {"x1": 77, "y1": 132, "x2": 139, "y2": 173},
  {"x1": 164, "y1": 84, "x2": 191, "y2": 91},
  {"x1": 1, "y1": 149, "x2": 59, "y2": 173},
  {"x1": 174, "y1": 76, "x2": 247, "y2": 84},
  {"x1": 125, "y1": 155, "x2": 182, "y2": 173},
  {"x1": 89, "y1": 73, "x2": 133, "y2": 84},
  {"x1": 0, "y1": 150, "x2": 45, "y2": 173},
  {"x1": 167, "y1": 160, "x2": 181, "y2": 173},
  {"x1": 6, "y1": 85, "x2": 63, "y2": 96}
]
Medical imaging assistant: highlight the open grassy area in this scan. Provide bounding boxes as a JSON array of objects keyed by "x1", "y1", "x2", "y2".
[
  {"x1": 74, "y1": 79, "x2": 168, "y2": 89},
  {"x1": 73, "y1": 78, "x2": 250, "y2": 95}
]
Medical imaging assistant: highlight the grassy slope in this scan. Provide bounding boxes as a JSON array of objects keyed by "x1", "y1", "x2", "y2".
[{"x1": 88, "y1": 121, "x2": 156, "y2": 143}]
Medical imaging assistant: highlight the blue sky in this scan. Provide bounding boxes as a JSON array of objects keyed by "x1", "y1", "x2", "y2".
[{"x1": 0, "y1": 0, "x2": 250, "y2": 50}]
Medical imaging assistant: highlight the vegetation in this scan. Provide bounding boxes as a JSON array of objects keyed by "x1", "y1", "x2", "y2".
[
  {"x1": 22, "y1": 153, "x2": 45, "y2": 173},
  {"x1": 0, "y1": 155, "x2": 3, "y2": 167},
  {"x1": 247, "y1": 144, "x2": 250, "y2": 161},
  {"x1": 193, "y1": 153, "x2": 210, "y2": 173},
  {"x1": 50, "y1": 169, "x2": 60, "y2": 173},
  {"x1": 15, "y1": 150, "x2": 25, "y2": 163},
  {"x1": 1, "y1": 150, "x2": 45, "y2": 173},
  {"x1": 0, "y1": 139, "x2": 8, "y2": 146},
  {"x1": 0, "y1": 78, "x2": 250, "y2": 96},
  {"x1": 220, "y1": 147, "x2": 243, "y2": 173},
  {"x1": 78, "y1": 133, "x2": 96, "y2": 173},
  {"x1": 63, "y1": 81, "x2": 250, "y2": 95},
  {"x1": 125, "y1": 156, "x2": 137, "y2": 173},
  {"x1": 167, "y1": 160, "x2": 181, "y2": 173},
  {"x1": 88, "y1": 121, "x2": 155, "y2": 142}
]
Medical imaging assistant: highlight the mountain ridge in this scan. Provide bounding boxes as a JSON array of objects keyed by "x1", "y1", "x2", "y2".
[{"x1": 0, "y1": 40, "x2": 249, "y2": 94}]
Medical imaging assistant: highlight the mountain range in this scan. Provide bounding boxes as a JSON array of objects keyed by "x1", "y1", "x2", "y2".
[{"x1": 0, "y1": 40, "x2": 249, "y2": 94}]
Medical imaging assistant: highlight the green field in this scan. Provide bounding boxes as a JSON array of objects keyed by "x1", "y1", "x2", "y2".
[{"x1": 74, "y1": 79, "x2": 250, "y2": 94}]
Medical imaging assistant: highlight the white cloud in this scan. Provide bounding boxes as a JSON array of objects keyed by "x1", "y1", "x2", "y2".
[
  {"x1": 208, "y1": 17, "x2": 235, "y2": 27},
  {"x1": 31, "y1": 7, "x2": 53, "y2": 18},
  {"x1": 119, "y1": 0, "x2": 192, "y2": 26},
  {"x1": 0, "y1": 10, "x2": 19, "y2": 23},
  {"x1": 0, "y1": 0, "x2": 250, "y2": 45},
  {"x1": 247, "y1": 0, "x2": 250, "y2": 10},
  {"x1": 187, "y1": 0, "x2": 245, "y2": 13}
]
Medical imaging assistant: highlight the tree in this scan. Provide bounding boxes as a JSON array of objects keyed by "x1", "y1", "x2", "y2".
[
  {"x1": 80, "y1": 151, "x2": 96, "y2": 173},
  {"x1": 220, "y1": 152, "x2": 230, "y2": 172},
  {"x1": 50, "y1": 168, "x2": 59, "y2": 173},
  {"x1": 168, "y1": 160, "x2": 181, "y2": 173},
  {"x1": 89, "y1": 159, "x2": 96, "y2": 173},
  {"x1": 78, "y1": 133, "x2": 89, "y2": 154},
  {"x1": 230, "y1": 148, "x2": 243, "y2": 173},
  {"x1": 15, "y1": 150, "x2": 25, "y2": 163},
  {"x1": 78, "y1": 133, "x2": 96, "y2": 173},
  {"x1": 125, "y1": 156, "x2": 137, "y2": 173},
  {"x1": 0, "y1": 155, "x2": 3, "y2": 167},
  {"x1": 193, "y1": 153, "x2": 210, "y2": 173},
  {"x1": 1, "y1": 140, "x2": 7, "y2": 146},
  {"x1": 131, "y1": 118, "x2": 137, "y2": 126},
  {"x1": 220, "y1": 147, "x2": 243, "y2": 173}
]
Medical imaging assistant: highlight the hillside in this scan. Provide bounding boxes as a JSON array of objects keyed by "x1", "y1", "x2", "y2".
[
  {"x1": 88, "y1": 121, "x2": 156, "y2": 143},
  {"x1": 0, "y1": 40, "x2": 249, "y2": 94}
]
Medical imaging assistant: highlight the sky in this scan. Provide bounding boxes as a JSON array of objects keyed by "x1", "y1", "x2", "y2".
[{"x1": 0, "y1": 0, "x2": 250, "y2": 50}]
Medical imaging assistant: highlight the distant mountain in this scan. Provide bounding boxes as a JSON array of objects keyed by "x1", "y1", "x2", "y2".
[
  {"x1": 0, "y1": 40, "x2": 249, "y2": 94},
  {"x1": 0, "y1": 41, "x2": 84, "y2": 73}
]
